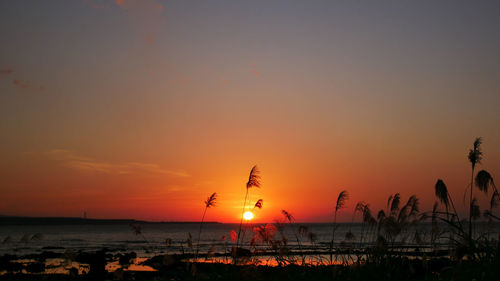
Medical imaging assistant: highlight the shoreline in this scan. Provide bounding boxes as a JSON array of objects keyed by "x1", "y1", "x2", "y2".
[
  {"x1": 0, "y1": 217, "x2": 222, "y2": 226},
  {"x1": 1, "y1": 250, "x2": 499, "y2": 281}
]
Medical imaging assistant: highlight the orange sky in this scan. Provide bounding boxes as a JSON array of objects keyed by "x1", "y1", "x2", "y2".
[{"x1": 1, "y1": 0, "x2": 499, "y2": 222}]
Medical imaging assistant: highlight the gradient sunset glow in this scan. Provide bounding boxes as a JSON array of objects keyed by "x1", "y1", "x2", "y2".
[{"x1": 1, "y1": 0, "x2": 499, "y2": 223}]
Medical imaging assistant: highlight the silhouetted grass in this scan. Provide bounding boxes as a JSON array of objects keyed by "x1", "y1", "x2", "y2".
[
  {"x1": 235, "y1": 165, "x2": 261, "y2": 262},
  {"x1": 330, "y1": 190, "x2": 348, "y2": 264},
  {"x1": 195, "y1": 192, "x2": 217, "y2": 260}
]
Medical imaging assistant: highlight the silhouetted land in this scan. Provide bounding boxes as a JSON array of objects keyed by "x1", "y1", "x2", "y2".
[
  {"x1": 0, "y1": 253, "x2": 498, "y2": 281},
  {"x1": 0, "y1": 216, "x2": 220, "y2": 226}
]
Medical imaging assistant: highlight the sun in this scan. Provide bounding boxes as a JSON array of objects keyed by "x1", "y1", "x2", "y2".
[{"x1": 243, "y1": 211, "x2": 254, "y2": 221}]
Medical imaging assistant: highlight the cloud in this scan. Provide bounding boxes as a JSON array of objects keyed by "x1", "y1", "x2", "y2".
[
  {"x1": 46, "y1": 149, "x2": 190, "y2": 177},
  {"x1": 13, "y1": 79, "x2": 26, "y2": 88},
  {"x1": 248, "y1": 63, "x2": 260, "y2": 77},
  {"x1": 165, "y1": 75, "x2": 192, "y2": 86},
  {"x1": 12, "y1": 79, "x2": 45, "y2": 91},
  {"x1": 146, "y1": 34, "x2": 154, "y2": 44},
  {"x1": 0, "y1": 67, "x2": 45, "y2": 91},
  {"x1": 85, "y1": 0, "x2": 164, "y2": 44},
  {"x1": 0, "y1": 69, "x2": 14, "y2": 76},
  {"x1": 114, "y1": 0, "x2": 164, "y2": 44}
]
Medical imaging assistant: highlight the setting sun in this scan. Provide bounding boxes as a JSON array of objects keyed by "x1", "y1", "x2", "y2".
[{"x1": 243, "y1": 211, "x2": 254, "y2": 221}]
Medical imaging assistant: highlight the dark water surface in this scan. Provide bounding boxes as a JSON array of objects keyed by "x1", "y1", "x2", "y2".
[{"x1": 1, "y1": 222, "x2": 498, "y2": 257}]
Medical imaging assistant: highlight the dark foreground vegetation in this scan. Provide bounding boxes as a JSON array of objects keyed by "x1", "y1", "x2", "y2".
[{"x1": 0, "y1": 251, "x2": 499, "y2": 281}]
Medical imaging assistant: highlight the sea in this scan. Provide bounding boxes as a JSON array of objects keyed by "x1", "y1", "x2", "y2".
[{"x1": 1, "y1": 222, "x2": 499, "y2": 257}]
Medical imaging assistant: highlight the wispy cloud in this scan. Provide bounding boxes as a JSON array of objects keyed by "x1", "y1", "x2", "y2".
[
  {"x1": 12, "y1": 79, "x2": 45, "y2": 91},
  {"x1": 0, "y1": 67, "x2": 45, "y2": 91},
  {"x1": 114, "y1": 0, "x2": 164, "y2": 44},
  {"x1": 248, "y1": 63, "x2": 260, "y2": 77},
  {"x1": 145, "y1": 34, "x2": 154, "y2": 45},
  {"x1": 46, "y1": 149, "x2": 190, "y2": 177},
  {"x1": 0, "y1": 69, "x2": 14, "y2": 76},
  {"x1": 84, "y1": 1, "x2": 164, "y2": 44}
]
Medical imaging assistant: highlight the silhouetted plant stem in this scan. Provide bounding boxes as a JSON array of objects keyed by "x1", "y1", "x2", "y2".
[
  {"x1": 235, "y1": 188, "x2": 248, "y2": 251},
  {"x1": 330, "y1": 211, "x2": 337, "y2": 264},
  {"x1": 196, "y1": 192, "x2": 217, "y2": 261},
  {"x1": 331, "y1": 190, "x2": 348, "y2": 264},
  {"x1": 239, "y1": 200, "x2": 263, "y2": 253},
  {"x1": 281, "y1": 210, "x2": 305, "y2": 265},
  {"x1": 195, "y1": 207, "x2": 208, "y2": 260},
  {"x1": 467, "y1": 137, "x2": 482, "y2": 240},
  {"x1": 130, "y1": 224, "x2": 155, "y2": 253},
  {"x1": 235, "y1": 166, "x2": 261, "y2": 263},
  {"x1": 469, "y1": 168, "x2": 474, "y2": 239}
]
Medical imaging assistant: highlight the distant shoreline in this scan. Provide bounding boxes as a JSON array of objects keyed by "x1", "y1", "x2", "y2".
[
  {"x1": 1, "y1": 216, "x2": 497, "y2": 226},
  {"x1": 0, "y1": 216, "x2": 221, "y2": 225}
]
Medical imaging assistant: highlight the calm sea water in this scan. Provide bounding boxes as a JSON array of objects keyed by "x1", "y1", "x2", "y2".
[{"x1": 1, "y1": 223, "x2": 498, "y2": 257}]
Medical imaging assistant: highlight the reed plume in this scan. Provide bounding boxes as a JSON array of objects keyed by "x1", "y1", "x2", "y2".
[
  {"x1": 475, "y1": 170, "x2": 496, "y2": 194},
  {"x1": 435, "y1": 179, "x2": 449, "y2": 209},
  {"x1": 434, "y1": 179, "x2": 461, "y2": 226},
  {"x1": 406, "y1": 195, "x2": 420, "y2": 218},
  {"x1": 252, "y1": 224, "x2": 277, "y2": 244},
  {"x1": 205, "y1": 192, "x2": 217, "y2": 208},
  {"x1": 389, "y1": 193, "x2": 401, "y2": 214},
  {"x1": 246, "y1": 165, "x2": 261, "y2": 189},
  {"x1": 240, "y1": 198, "x2": 264, "y2": 251},
  {"x1": 130, "y1": 223, "x2": 151, "y2": 249},
  {"x1": 254, "y1": 199, "x2": 263, "y2": 209},
  {"x1": 282, "y1": 210, "x2": 294, "y2": 222},
  {"x1": 281, "y1": 209, "x2": 306, "y2": 264},
  {"x1": 330, "y1": 190, "x2": 348, "y2": 264},
  {"x1": 468, "y1": 137, "x2": 482, "y2": 237},
  {"x1": 229, "y1": 230, "x2": 237, "y2": 243},
  {"x1": 235, "y1": 166, "x2": 261, "y2": 258},
  {"x1": 357, "y1": 202, "x2": 375, "y2": 248},
  {"x1": 349, "y1": 201, "x2": 365, "y2": 241},
  {"x1": 336, "y1": 190, "x2": 349, "y2": 212},
  {"x1": 196, "y1": 192, "x2": 217, "y2": 260}
]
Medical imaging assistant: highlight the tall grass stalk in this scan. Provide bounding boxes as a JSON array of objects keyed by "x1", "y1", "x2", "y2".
[
  {"x1": 330, "y1": 190, "x2": 348, "y2": 264},
  {"x1": 281, "y1": 210, "x2": 305, "y2": 265},
  {"x1": 195, "y1": 192, "x2": 217, "y2": 261},
  {"x1": 235, "y1": 166, "x2": 260, "y2": 260},
  {"x1": 467, "y1": 137, "x2": 482, "y2": 238},
  {"x1": 240, "y1": 199, "x2": 264, "y2": 250}
]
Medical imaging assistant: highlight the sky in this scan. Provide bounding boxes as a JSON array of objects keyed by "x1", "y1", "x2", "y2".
[{"x1": 1, "y1": 0, "x2": 499, "y2": 223}]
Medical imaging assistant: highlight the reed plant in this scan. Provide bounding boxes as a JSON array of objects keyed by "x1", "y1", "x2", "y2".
[
  {"x1": 330, "y1": 190, "x2": 348, "y2": 264},
  {"x1": 430, "y1": 137, "x2": 498, "y2": 261},
  {"x1": 195, "y1": 192, "x2": 217, "y2": 261},
  {"x1": 235, "y1": 166, "x2": 261, "y2": 261},
  {"x1": 281, "y1": 210, "x2": 306, "y2": 265}
]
